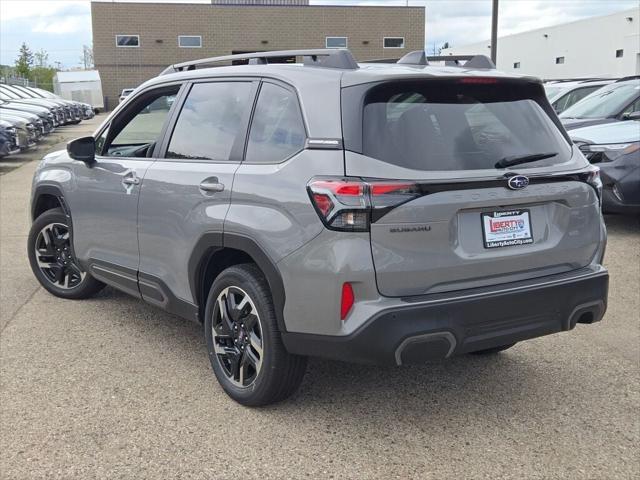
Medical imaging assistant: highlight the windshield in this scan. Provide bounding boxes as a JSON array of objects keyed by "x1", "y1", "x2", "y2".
[
  {"x1": 544, "y1": 85, "x2": 564, "y2": 100},
  {"x1": 0, "y1": 89, "x2": 19, "y2": 100},
  {"x1": 361, "y1": 80, "x2": 571, "y2": 171},
  {"x1": 560, "y1": 82, "x2": 640, "y2": 119},
  {"x1": 2, "y1": 87, "x2": 27, "y2": 99}
]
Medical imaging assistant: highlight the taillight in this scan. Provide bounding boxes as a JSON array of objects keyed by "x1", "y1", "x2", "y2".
[
  {"x1": 586, "y1": 167, "x2": 603, "y2": 208},
  {"x1": 340, "y1": 283, "x2": 355, "y2": 320},
  {"x1": 307, "y1": 178, "x2": 369, "y2": 231},
  {"x1": 307, "y1": 178, "x2": 420, "y2": 231},
  {"x1": 457, "y1": 77, "x2": 499, "y2": 84}
]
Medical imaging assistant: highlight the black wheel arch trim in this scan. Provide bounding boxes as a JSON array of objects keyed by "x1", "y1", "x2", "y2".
[
  {"x1": 31, "y1": 184, "x2": 79, "y2": 264},
  {"x1": 188, "y1": 232, "x2": 287, "y2": 332},
  {"x1": 31, "y1": 184, "x2": 69, "y2": 220}
]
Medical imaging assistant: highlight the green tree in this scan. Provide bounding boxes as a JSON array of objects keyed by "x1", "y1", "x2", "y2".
[
  {"x1": 14, "y1": 42, "x2": 33, "y2": 78},
  {"x1": 30, "y1": 66, "x2": 56, "y2": 92}
]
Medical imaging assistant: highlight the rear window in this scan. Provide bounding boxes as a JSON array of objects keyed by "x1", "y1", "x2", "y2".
[{"x1": 361, "y1": 80, "x2": 571, "y2": 171}]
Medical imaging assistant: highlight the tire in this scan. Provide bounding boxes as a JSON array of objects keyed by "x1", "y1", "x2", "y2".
[
  {"x1": 204, "y1": 264, "x2": 307, "y2": 407},
  {"x1": 28, "y1": 208, "x2": 105, "y2": 299},
  {"x1": 470, "y1": 343, "x2": 516, "y2": 355}
]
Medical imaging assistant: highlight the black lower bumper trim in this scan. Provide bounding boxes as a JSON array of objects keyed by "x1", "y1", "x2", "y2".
[{"x1": 282, "y1": 270, "x2": 609, "y2": 365}]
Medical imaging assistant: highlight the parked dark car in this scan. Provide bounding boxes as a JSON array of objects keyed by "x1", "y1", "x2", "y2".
[
  {"x1": 1, "y1": 99, "x2": 56, "y2": 133},
  {"x1": 0, "y1": 109, "x2": 43, "y2": 144},
  {"x1": 560, "y1": 78, "x2": 640, "y2": 130},
  {"x1": 572, "y1": 121, "x2": 640, "y2": 214},
  {"x1": 0, "y1": 124, "x2": 16, "y2": 157},
  {"x1": 0, "y1": 117, "x2": 33, "y2": 151}
]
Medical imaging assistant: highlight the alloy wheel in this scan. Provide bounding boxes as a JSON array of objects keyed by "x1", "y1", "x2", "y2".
[
  {"x1": 212, "y1": 286, "x2": 264, "y2": 388},
  {"x1": 34, "y1": 222, "x2": 85, "y2": 289}
]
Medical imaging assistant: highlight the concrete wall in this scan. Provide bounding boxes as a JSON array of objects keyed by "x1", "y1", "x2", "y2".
[
  {"x1": 442, "y1": 8, "x2": 640, "y2": 80},
  {"x1": 92, "y1": 1, "x2": 425, "y2": 108}
]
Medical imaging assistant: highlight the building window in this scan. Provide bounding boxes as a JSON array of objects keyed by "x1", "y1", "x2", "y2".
[
  {"x1": 116, "y1": 35, "x2": 140, "y2": 47},
  {"x1": 178, "y1": 36, "x2": 202, "y2": 48},
  {"x1": 555, "y1": 56, "x2": 565, "y2": 64},
  {"x1": 383, "y1": 37, "x2": 405, "y2": 49},
  {"x1": 616, "y1": 49, "x2": 624, "y2": 58},
  {"x1": 326, "y1": 37, "x2": 348, "y2": 49},
  {"x1": 513, "y1": 62, "x2": 521, "y2": 69}
]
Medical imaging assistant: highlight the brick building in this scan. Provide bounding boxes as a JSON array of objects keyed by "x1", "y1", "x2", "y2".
[{"x1": 91, "y1": 0, "x2": 425, "y2": 109}]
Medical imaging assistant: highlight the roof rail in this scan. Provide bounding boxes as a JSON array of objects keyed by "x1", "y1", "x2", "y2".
[
  {"x1": 615, "y1": 75, "x2": 640, "y2": 83},
  {"x1": 160, "y1": 49, "x2": 359, "y2": 75},
  {"x1": 365, "y1": 51, "x2": 496, "y2": 69},
  {"x1": 544, "y1": 77, "x2": 614, "y2": 83}
]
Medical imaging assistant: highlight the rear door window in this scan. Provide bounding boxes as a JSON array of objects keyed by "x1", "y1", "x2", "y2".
[
  {"x1": 166, "y1": 81, "x2": 253, "y2": 161},
  {"x1": 245, "y1": 83, "x2": 306, "y2": 164},
  {"x1": 361, "y1": 80, "x2": 571, "y2": 171}
]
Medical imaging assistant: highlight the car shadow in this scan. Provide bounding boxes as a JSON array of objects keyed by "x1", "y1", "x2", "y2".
[{"x1": 95, "y1": 286, "x2": 558, "y2": 419}]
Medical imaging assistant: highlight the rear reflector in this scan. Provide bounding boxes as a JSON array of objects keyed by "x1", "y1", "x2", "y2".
[
  {"x1": 312, "y1": 193, "x2": 333, "y2": 217},
  {"x1": 340, "y1": 282, "x2": 355, "y2": 320}
]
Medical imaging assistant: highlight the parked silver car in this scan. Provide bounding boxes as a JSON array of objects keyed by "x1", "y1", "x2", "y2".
[{"x1": 29, "y1": 49, "x2": 608, "y2": 406}]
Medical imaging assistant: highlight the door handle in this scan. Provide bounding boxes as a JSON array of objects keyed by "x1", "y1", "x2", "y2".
[
  {"x1": 199, "y1": 178, "x2": 225, "y2": 193},
  {"x1": 122, "y1": 175, "x2": 140, "y2": 186}
]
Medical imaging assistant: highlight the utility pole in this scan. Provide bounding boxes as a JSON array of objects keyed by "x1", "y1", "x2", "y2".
[{"x1": 491, "y1": 0, "x2": 499, "y2": 64}]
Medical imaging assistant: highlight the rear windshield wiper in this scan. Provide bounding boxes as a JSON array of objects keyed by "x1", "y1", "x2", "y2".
[{"x1": 495, "y1": 152, "x2": 558, "y2": 169}]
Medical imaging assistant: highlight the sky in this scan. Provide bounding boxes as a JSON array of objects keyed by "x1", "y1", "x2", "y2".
[{"x1": 0, "y1": 0, "x2": 638, "y2": 68}]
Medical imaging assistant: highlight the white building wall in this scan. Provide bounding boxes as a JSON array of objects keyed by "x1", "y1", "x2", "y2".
[{"x1": 441, "y1": 8, "x2": 640, "y2": 79}]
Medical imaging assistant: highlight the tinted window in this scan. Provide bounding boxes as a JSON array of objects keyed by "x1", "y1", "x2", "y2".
[
  {"x1": 361, "y1": 81, "x2": 571, "y2": 171},
  {"x1": 116, "y1": 35, "x2": 139, "y2": 47},
  {"x1": 384, "y1": 37, "x2": 405, "y2": 48},
  {"x1": 166, "y1": 82, "x2": 252, "y2": 161},
  {"x1": 104, "y1": 89, "x2": 178, "y2": 157},
  {"x1": 245, "y1": 83, "x2": 305, "y2": 164}
]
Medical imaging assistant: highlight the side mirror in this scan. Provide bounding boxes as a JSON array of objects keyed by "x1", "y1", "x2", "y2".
[
  {"x1": 67, "y1": 136, "x2": 95, "y2": 165},
  {"x1": 623, "y1": 111, "x2": 640, "y2": 121}
]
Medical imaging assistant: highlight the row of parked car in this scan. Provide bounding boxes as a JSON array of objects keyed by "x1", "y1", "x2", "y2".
[
  {"x1": 545, "y1": 76, "x2": 640, "y2": 214},
  {"x1": 0, "y1": 83, "x2": 94, "y2": 158}
]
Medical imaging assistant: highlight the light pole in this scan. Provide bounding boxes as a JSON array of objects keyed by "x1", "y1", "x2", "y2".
[{"x1": 491, "y1": 0, "x2": 499, "y2": 64}]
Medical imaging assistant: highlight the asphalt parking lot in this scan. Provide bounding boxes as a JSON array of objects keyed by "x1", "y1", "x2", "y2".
[{"x1": 1, "y1": 119, "x2": 638, "y2": 479}]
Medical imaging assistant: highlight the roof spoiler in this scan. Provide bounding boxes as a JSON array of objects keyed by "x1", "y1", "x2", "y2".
[
  {"x1": 368, "y1": 51, "x2": 496, "y2": 69},
  {"x1": 160, "y1": 49, "x2": 359, "y2": 75},
  {"x1": 397, "y1": 50, "x2": 496, "y2": 69}
]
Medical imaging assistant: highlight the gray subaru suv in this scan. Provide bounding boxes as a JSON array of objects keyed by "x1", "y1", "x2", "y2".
[{"x1": 28, "y1": 50, "x2": 609, "y2": 406}]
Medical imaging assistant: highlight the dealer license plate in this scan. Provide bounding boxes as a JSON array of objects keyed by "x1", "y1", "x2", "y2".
[{"x1": 481, "y1": 210, "x2": 533, "y2": 249}]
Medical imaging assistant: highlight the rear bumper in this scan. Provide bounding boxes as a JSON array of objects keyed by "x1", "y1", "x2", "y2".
[{"x1": 282, "y1": 267, "x2": 609, "y2": 365}]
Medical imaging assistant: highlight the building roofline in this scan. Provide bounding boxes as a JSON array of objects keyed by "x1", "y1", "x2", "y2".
[
  {"x1": 90, "y1": 0, "x2": 423, "y2": 9},
  {"x1": 443, "y1": 6, "x2": 638, "y2": 50}
]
